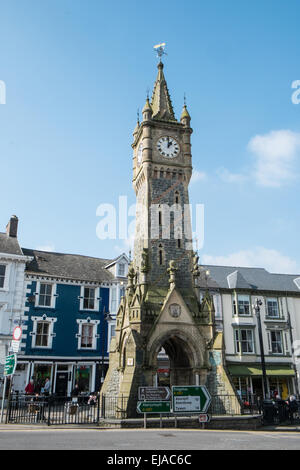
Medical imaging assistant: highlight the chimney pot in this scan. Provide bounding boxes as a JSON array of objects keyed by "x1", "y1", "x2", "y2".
[{"x1": 6, "y1": 215, "x2": 18, "y2": 238}]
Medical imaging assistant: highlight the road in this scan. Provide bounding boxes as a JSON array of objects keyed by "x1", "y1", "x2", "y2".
[{"x1": 0, "y1": 428, "x2": 299, "y2": 450}]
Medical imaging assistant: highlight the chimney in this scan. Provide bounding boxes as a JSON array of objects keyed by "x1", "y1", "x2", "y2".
[{"x1": 6, "y1": 215, "x2": 19, "y2": 238}]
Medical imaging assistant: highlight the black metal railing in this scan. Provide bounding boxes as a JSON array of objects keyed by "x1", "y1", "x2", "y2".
[
  {"x1": 6, "y1": 394, "x2": 101, "y2": 425},
  {"x1": 5, "y1": 392, "x2": 263, "y2": 425}
]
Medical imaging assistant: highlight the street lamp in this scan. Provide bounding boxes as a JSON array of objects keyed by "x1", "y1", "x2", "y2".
[
  {"x1": 100, "y1": 309, "x2": 113, "y2": 385},
  {"x1": 253, "y1": 298, "x2": 268, "y2": 399}
]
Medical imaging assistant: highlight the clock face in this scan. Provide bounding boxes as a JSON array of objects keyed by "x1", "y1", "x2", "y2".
[
  {"x1": 137, "y1": 143, "x2": 143, "y2": 165},
  {"x1": 157, "y1": 136, "x2": 179, "y2": 158}
]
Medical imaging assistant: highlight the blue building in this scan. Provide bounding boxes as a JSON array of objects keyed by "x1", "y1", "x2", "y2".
[{"x1": 13, "y1": 249, "x2": 128, "y2": 396}]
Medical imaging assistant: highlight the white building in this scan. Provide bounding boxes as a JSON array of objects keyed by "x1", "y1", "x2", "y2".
[
  {"x1": 200, "y1": 265, "x2": 300, "y2": 401},
  {"x1": 0, "y1": 216, "x2": 32, "y2": 396}
]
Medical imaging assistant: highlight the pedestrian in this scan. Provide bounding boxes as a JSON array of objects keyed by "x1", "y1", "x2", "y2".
[
  {"x1": 71, "y1": 383, "x2": 80, "y2": 402},
  {"x1": 41, "y1": 378, "x2": 51, "y2": 396},
  {"x1": 257, "y1": 396, "x2": 263, "y2": 415},
  {"x1": 25, "y1": 378, "x2": 35, "y2": 395},
  {"x1": 274, "y1": 395, "x2": 288, "y2": 423},
  {"x1": 88, "y1": 391, "x2": 97, "y2": 406},
  {"x1": 287, "y1": 395, "x2": 298, "y2": 424}
]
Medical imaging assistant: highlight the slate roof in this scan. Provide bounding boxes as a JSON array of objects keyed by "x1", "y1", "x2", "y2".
[
  {"x1": 199, "y1": 265, "x2": 300, "y2": 293},
  {"x1": 0, "y1": 232, "x2": 24, "y2": 256},
  {"x1": 22, "y1": 248, "x2": 116, "y2": 283}
]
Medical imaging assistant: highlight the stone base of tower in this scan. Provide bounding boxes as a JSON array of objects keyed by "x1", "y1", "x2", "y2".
[{"x1": 206, "y1": 332, "x2": 242, "y2": 414}]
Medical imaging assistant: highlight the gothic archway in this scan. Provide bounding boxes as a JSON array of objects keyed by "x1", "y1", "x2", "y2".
[{"x1": 149, "y1": 330, "x2": 204, "y2": 387}]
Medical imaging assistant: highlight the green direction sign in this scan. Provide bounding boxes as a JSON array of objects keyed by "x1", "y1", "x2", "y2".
[
  {"x1": 137, "y1": 401, "x2": 171, "y2": 414},
  {"x1": 4, "y1": 354, "x2": 17, "y2": 377},
  {"x1": 172, "y1": 386, "x2": 211, "y2": 413}
]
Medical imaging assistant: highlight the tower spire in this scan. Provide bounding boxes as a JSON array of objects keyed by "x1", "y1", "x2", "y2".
[{"x1": 150, "y1": 61, "x2": 176, "y2": 122}]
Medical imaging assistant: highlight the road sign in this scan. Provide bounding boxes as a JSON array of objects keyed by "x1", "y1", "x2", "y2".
[
  {"x1": 12, "y1": 326, "x2": 22, "y2": 341},
  {"x1": 138, "y1": 387, "x2": 171, "y2": 402},
  {"x1": 11, "y1": 340, "x2": 20, "y2": 353},
  {"x1": 4, "y1": 354, "x2": 17, "y2": 377},
  {"x1": 137, "y1": 401, "x2": 171, "y2": 414},
  {"x1": 172, "y1": 386, "x2": 211, "y2": 413},
  {"x1": 199, "y1": 414, "x2": 210, "y2": 423}
]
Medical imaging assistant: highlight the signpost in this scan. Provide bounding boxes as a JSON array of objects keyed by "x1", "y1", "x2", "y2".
[
  {"x1": 1, "y1": 354, "x2": 17, "y2": 423},
  {"x1": 172, "y1": 386, "x2": 211, "y2": 413},
  {"x1": 4, "y1": 354, "x2": 17, "y2": 377},
  {"x1": 137, "y1": 401, "x2": 171, "y2": 414},
  {"x1": 138, "y1": 387, "x2": 170, "y2": 402}
]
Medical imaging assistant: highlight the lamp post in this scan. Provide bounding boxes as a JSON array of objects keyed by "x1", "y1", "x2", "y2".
[
  {"x1": 100, "y1": 309, "x2": 112, "y2": 386},
  {"x1": 253, "y1": 298, "x2": 268, "y2": 399}
]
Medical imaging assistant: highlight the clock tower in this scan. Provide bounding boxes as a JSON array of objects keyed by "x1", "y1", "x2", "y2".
[
  {"x1": 132, "y1": 60, "x2": 194, "y2": 289},
  {"x1": 101, "y1": 58, "x2": 237, "y2": 418}
]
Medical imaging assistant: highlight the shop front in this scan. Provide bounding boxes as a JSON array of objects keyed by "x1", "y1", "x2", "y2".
[
  {"x1": 228, "y1": 364, "x2": 295, "y2": 400},
  {"x1": 12, "y1": 360, "x2": 98, "y2": 397}
]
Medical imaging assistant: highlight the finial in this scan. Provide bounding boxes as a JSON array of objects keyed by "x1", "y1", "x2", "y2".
[
  {"x1": 184, "y1": 93, "x2": 187, "y2": 107},
  {"x1": 153, "y1": 42, "x2": 167, "y2": 62},
  {"x1": 137, "y1": 108, "x2": 140, "y2": 124},
  {"x1": 146, "y1": 87, "x2": 150, "y2": 100}
]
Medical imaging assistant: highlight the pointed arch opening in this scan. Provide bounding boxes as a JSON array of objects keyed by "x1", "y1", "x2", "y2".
[{"x1": 151, "y1": 331, "x2": 201, "y2": 387}]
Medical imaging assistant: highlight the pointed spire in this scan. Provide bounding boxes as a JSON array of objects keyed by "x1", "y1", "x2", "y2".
[
  {"x1": 150, "y1": 62, "x2": 176, "y2": 121},
  {"x1": 180, "y1": 105, "x2": 190, "y2": 120},
  {"x1": 142, "y1": 96, "x2": 152, "y2": 121},
  {"x1": 133, "y1": 109, "x2": 140, "y2": 136}
]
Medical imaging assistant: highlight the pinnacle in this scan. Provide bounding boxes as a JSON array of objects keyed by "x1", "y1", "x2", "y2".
[{"x1": 150, "y1": 62, "x2": 177, "y2": 122}]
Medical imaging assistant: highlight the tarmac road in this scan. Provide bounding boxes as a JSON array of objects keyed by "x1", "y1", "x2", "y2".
[{"x1": 0, "y1": 427, "x2": 300, "y2": 450}]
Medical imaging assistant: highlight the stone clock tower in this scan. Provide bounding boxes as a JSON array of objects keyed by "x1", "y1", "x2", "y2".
[{"x1": 101, "y1": 59, "x2": 237, "y2": 417}]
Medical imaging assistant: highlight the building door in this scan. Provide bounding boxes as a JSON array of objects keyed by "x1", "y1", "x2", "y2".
[{"x1": 55, "y1": 372, "x2": 68, "y2": 396}]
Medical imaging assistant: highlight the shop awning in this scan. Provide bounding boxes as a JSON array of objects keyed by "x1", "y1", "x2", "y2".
[{"x1": 227, "y1": 364, "x2": 295, "y2": 377}]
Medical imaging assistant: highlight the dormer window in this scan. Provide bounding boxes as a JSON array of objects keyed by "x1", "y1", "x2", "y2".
[{"x1": 118, "y1": 263, "x2": 125, "y2": 277}]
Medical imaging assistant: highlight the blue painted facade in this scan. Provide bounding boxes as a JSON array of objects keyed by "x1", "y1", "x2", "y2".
[
  {"x1": 24, "y1": 282, "x2": 110, "y2": 358},
  {"x1": 15, "y1": 279, "x2": 115, "y2": 396}
]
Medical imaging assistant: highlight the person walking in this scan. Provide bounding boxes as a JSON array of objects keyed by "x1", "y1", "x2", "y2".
[
  {"x1": 25, "y1": 378, "x2": 35, "y2": 395},
  {"x1": 287, "y1": 395, "x2": 298, "y2": 424}
]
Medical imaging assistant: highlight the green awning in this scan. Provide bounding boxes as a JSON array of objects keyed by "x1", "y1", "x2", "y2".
[{"x1": 228, "y1": 364, "x2": 295, "y2": 377}]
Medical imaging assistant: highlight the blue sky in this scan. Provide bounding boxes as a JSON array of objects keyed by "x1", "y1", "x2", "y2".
[{"x1": 0, "y1": 0, "x2": 299, "y2": 274}]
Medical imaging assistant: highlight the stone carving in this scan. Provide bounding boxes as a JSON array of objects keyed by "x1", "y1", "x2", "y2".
[
  {"x1": 169, "y1": 303, "x2": 181, "y2": 318},
  {"x1": 167, "y1": 260, "x2": 177, "y2": 287},
  {"x1": 191, "y1": 251, "x2": 200, "y2": 277},
  {"x1": 140, "y1": 248, "x2": 150, "y2": 273}
]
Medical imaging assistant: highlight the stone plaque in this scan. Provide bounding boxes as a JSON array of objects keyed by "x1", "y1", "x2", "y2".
[{"x1": 169, "y1": 303, "x2": 181, "y2": 318}]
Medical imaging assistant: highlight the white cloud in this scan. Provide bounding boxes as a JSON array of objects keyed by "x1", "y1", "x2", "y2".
[
  {"x1": 191, "y1": 170, "x2": 207, "y2": 184},
  {"x1": 217, "y1": 167, "x2": 246, "y2": 184},
  {"x1": 248, "y1": 130, "x2": 300, "y2": 187},
  {"x1": 36, "y1": 244, "x2": 55, "y2": 252},
  {"x1": 202, "y1": 246, "x2": 299, "y2": 274}
]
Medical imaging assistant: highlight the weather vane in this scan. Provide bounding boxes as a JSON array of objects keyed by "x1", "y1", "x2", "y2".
[{"x1": 153, "y1": 42, "x2": 167, "y2": 60}]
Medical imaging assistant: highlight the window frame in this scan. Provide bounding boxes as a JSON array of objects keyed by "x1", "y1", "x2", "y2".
[
  {"x1": 233, "y1": 293, "x2": 252, "y2": 316},
  {"x1": 79, "y1": 286, "x2": 100, "y2": 312},
  {"x1": 35, "y1": 281, "x2": 57, "y2": 309},
  {"x1": 266, "y1": 297, "x2": 280, "y2": 318},
  {"x1": 269, "y1": 329, "x2": 284, "y2": 355},
  {"x1": 0, "y1": 263, "x2": 10, "y2": 291},
  {"x1": 31, "y1": 315, "x2": 57, "y2": 349},
  {"x1": 234, "y1": 328, "x2": 256, "y2": 355},
  {"x1": 76, "y1": 319, "x2": 100, "y2": 350}
]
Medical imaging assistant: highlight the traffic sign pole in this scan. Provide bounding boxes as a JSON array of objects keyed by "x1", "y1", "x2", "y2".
[{"x1": 0, "y1": 376, "x2": 7, "y2": 424}]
